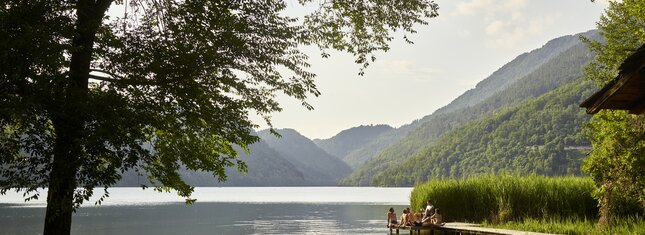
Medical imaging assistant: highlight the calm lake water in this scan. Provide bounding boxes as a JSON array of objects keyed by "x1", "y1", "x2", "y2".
[{"x1": 0, "y1": 187, "x2": 412, "y2": 235}]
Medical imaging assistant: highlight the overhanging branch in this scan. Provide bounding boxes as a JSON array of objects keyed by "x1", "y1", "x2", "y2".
[
  {"x1": 89, "y1": 69, "x2": 157, "y2": 86},
  {"x1": 90, "y1": 69, "x2": 125, "y2": 80}
]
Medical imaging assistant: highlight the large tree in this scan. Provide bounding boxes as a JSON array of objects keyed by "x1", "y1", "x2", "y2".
[
  {"x1": 582, "y1": 0, "x2": 645, "y2": 226},
  {"x1": 0, "y1": 0, "x2": 438, "y2": 234}
]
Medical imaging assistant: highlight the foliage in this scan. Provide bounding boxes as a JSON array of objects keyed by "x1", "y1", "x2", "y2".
[
  {"x1": 583, "y1": 111, "x2": 645, "y2": 222},
  {"x1": 410, "y1": 175, "x2": 600, "y2": 223},
  {"x1": 484, "y1": 216, "x2": 645, "y2": 235},
  {"x1": 581, "y1": 0, "x2": 645, "y2": 224},
  {"x1": 341, "y1": 35, "x2": 597, "y2": 186},
  {"x1": 0, "y1": 0, "x2": 438, "y2": 234}
]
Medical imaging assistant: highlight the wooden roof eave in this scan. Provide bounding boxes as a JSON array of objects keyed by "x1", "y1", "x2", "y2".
[
  {"x1": 580, "y1": 73, "x2": 631, "y2": 114},
  {"x1": 631, "y1": 97, "x2": 645, "y2": 114}
]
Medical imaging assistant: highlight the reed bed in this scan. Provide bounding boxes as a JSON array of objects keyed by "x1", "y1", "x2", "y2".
[{"x1": 410, "y1": 175, "x2": 598, "y2": 223}]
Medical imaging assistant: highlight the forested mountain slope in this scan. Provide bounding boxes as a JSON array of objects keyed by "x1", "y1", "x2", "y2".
[
  {"x1": 258, "y1": 129, "x2": 353, "y2": 184},
  {"x1": 339, "y1": 30, "x2": 598, "y2": 172},
  {"x1": 117, "y1": 128, "x2": 351, "y2": 186},
  {"x1": 314, "y1": 124, "x2": 393, "y2": 167},
  {"x1": 340, "y1": 31, "x2": 599, "y2": 186},
  {"x1": 372, "y1": 79, "x2": 596, "y2": 186},
  {"x1": 435, "y1": 30, "x2": 597, "y2": 115},
  {"x1": 116, "y1": 129, "x2": 351, "y2": 186},
  {"x1": 116, "y1": 138, "x2": 308, "y2": 186},
  {"x1": 180, "y1": 139, "x2": 308, "y2": 186}
]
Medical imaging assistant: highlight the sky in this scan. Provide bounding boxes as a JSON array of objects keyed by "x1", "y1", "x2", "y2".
[{"x1": 253, "y1": 0, "x2": 611, "y2": 139}]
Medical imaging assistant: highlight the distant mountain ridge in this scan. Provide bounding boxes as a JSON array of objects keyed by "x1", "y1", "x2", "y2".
[
  {"x1": 257, "y1": 128, "x2": 353, "y2": 184},
  {"x1": 371, "y1": 78, "x2": 596, "y2": 186},
  {"x1": 117, "y1": 129, "x2": 351, "y2": 186},
  {"x1": 116, "y1": 138, "x2": 308, "y2": 186},
  {"x1": 116, "y1": 30, "x2": 600, "y2": 187},
  {"x1": 337, "y1": 30, "x2": 598, "y2": 176},
  {"x1": 314, "y1": 124, "x2": 393, "y2": 167},
  {"x1": 178, "y1": 139, "x2": 308, "y2": 186},
  {"x1": 340, "y1": 30, "x2": 599, "y2": 186}
]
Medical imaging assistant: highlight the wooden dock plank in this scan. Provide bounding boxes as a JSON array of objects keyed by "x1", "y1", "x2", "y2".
[
  {"x1": 389, "y1": 222, "x2": 558, "y2": 235},
  {"x1": 442, "y1": 223, "x2": 557, "y2": 235}
]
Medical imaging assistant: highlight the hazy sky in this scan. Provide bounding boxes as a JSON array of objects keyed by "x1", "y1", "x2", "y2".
[{"x1": 253, "y1": 0, "x2": 610, "y2": 139}]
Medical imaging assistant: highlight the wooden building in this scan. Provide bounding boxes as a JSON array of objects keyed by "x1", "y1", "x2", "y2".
[{"x1": 581, "y1": 44, "x2": 645, "y2": 115}]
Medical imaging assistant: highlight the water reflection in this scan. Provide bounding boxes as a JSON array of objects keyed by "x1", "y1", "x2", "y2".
[
  {"x1": 1, "y1": 187, "x2": 412, "y2": 235},
  {"x1": 0, "y1": 203, "x2": 401, "y2": 235}
]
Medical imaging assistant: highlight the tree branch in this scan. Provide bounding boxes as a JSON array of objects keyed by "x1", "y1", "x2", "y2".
[
  {"x1": 89, "y1": 69, "x2": 158, "y2": 86},
  {"x1": 90, "y1": 69, "x2": 125, "y2": 80}
]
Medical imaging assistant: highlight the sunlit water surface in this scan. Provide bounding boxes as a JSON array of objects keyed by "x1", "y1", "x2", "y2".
[{"x1": 0, "y1": 187, "x2": 412, "y2": 235}]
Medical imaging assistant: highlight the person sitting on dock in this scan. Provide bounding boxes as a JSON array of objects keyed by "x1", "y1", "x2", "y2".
[
  {"x1": 399, "y1": 208, "x2": 413, "y2": 227},
  {"x1": 421, "y1": 199, "x2": 435, "y2": 223},
  {"x1": 411, "y1": 208, "x2": 424, "y2": 226},
  {"x1": 387, "y1": 207, "x2": 398, "y2": 228},
  {"x1": 430, "y1": 208, "x2": 445, "y2": 226}
]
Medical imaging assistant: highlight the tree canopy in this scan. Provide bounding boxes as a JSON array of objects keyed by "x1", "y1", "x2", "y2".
[
  {"x1": 581, "y1": 0, "x2": 645, "y2": 225},
  {"x1": 0, "y1": 0, "x2": 438, "y2": 234}
]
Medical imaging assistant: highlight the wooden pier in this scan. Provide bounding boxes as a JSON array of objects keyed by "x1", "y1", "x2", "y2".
[{"x1": 389, "y1": 222, "x2": 558, "y2": 235}]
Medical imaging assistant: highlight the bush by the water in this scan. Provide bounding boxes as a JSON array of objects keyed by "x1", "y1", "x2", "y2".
[{"x1": 410, "y1": 175, "x2": 599, "y2": 223}]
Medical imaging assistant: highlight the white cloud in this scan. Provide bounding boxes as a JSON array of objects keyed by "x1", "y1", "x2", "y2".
[
  {"x1": 456, "y1": 0, "x2": 527, "y2": 15},
  {"x1": 453, "y1": 0, "x2": 561, "y2": 49},
  {"x1": 502, "y1": 0, "x2": 528, "y2": 11},
  {"x1": 458, "y1": 29, "x2": 471, "y2": 38},
  {"x1": 485, "y1": 20, "x2": 508, "y2": 35},
  {"x1": 511, "y1": 11, "x2": 525, "y2": 21},
  {"x1": 456, "y1": 0, "x2": 493, "y2": 15},
  {"x1": 374, "y1": 59, "x2": 442, "y2": 82},
  {"x1": 527, "y1": 15, "x2": 556, "y2": 35},
  {"x1": 484, "y1": 14, "x2": 558, "y2": 49},
  {"x1": 485, "y1": 28, "x2": 523, "y2": 49}
]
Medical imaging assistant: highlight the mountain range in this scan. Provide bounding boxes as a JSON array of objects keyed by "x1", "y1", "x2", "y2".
[
  {"x1": 117, "y1": 30, "x2": 601, "y2": 187},
  {"x1": 313, "y1": 124, "x2": 393, "y2": 168},
  {"x1": 339, "y1": 30, "x2": 600, "y2": 186},
  {"x1": 117, "y1": 129, "x2": 352, "y2": 186}
]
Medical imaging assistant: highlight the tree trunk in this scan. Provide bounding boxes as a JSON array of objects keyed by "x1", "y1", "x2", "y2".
[
  {"x1": 43, "y1": 1, "x2": 112, "y2": 234},
  {"x1": 44, "y1": 119, "x2": 82, "y2": 235},
  {"x1": 598, "y1": 180, "x2": 613, "y2": 227}
]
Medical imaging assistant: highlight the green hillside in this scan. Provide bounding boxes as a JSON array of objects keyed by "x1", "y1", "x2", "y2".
[
  {"x1": 339, "y1": 31, "x2": 598, "y2": 175},
  {"x1": 340, "y1": 32, "x2": 598, "y2": 186},
  {"x1": 372, "y1": 79, "x2": 596, "y2": 186}
]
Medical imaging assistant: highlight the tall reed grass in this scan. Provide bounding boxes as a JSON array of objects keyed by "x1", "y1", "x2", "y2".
[{"x1": 410, "y1": 175, "x2": 598, "y2": 223}]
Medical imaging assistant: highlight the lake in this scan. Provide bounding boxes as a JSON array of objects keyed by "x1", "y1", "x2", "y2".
[{"x1": 0, "y1": 187, "x2": 412, "y2": 235}]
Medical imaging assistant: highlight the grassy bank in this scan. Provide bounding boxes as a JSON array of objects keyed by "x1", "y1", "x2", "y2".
[
  {"x1": 483, "y1": 217, "x2": 645, "y2": 235},
  {"x1": 410, "y1": 175, "x2": 598, "y2": 222}
]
